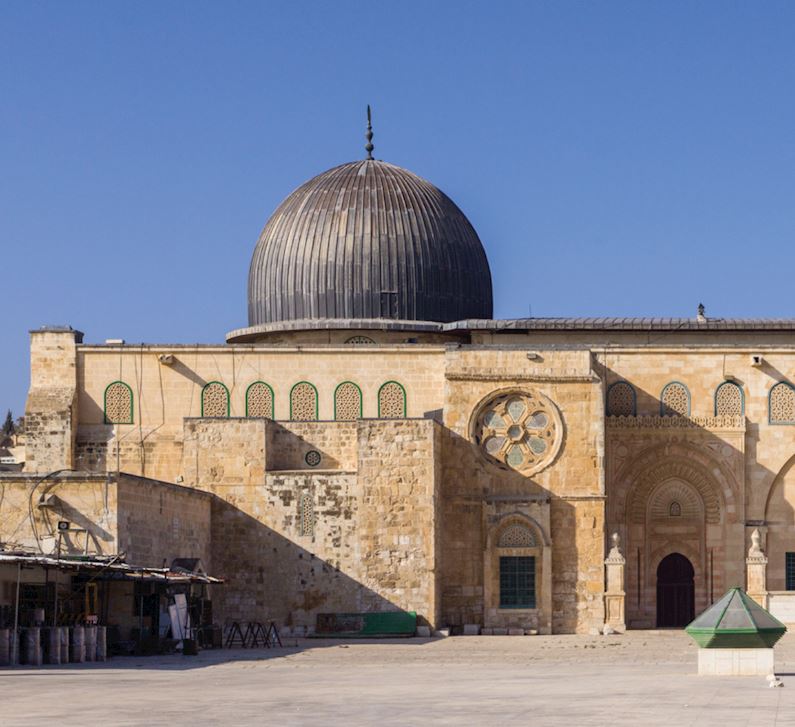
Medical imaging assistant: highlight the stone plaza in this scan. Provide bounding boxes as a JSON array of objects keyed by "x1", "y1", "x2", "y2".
[{"x1": 4, "y1": 631, "x2": 795, "y2": 726}]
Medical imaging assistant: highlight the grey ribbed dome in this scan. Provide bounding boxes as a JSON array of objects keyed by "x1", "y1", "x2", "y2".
[{"x1": 247, "y1": 159, "x2": 493, "y2": 326}]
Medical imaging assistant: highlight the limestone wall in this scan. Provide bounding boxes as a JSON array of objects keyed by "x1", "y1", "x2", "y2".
[
  {"x1": 116, "y1": 475, "x2": 212, "y2": 569},
  {"x1": 182, "y1": 416, "x2": 441, "y2": 629},
  {"x1": 439, "y1": 347, "x2": 606, "y2": 633},
  {"x1": 24, "y1": 329, "x2": 81, "y2": 473}
]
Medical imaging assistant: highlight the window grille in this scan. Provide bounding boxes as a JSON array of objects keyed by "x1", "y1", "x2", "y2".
[
  {"x1": 290, "y1": 382, "x2": 318, "y2": 421},
  {"x1": 660, "y1": 382, "x2": 690, "y2": 417},
  {"x1": 787, "y1": 553, "x2": 795, "y2": 591},
  {"x1": 499, "y1": 556, "x2": 536, "y2": 609},
  {"x1": 201, "y1": 382, "x2": 229, "y2": 417},
  {"x1": 770, "y1": 383, "x2": 795, "y2": 424},
  {"x1": 246, "y1": 382, "x2": 274, "y2": 418},
  {"x1": 606, "y1": 382, "x2": 636, "y2": 417},
  {"x1": 378, "y1": 381, "x2": 406, "y2": 418},
  {"x1": 715, "y1": 382, "x2": 743, "y2": 417},
  {"x1": 334, "y1": 382, "x2": 362, "y2": 421},
  {"x1": 104, "y1": 381, "x2": 133, "y2": 424}
]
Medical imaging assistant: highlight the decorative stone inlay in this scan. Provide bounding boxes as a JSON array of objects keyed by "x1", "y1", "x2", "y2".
[
  {"x1": 497, "y1": 524, "x2": 536, "y2": 548},
  {"x1": 606, "y1": 415, "x2": 744, "y2": 430},
  {"x1": 246, "y1": 382, "x2": 273, "y2": 418},
  {"x1": 305, "y1": 450, "x2": 321, "y2": 467},
  {"x1": 104, "y1": 382, "x2": 132, "y2": 424},
  {"x1": 472, "y1": 389, "x2": 563, "y2": 475}
]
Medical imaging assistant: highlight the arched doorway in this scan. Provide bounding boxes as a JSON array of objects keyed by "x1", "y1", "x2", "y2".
[{"x1": 656, "y1": 553, "x2": 695, "y2": 627}]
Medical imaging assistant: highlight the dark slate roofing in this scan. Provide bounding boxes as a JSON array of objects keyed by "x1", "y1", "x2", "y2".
[
  {"x1": 247, "y1": 159, "x2": 493, "y2": 326},
  {"x1": 444, "y1": 317, "x2": 795, "y2": 332}
]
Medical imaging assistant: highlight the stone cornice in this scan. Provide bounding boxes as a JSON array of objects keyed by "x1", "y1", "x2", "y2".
[
  {"x1": 446, "y1": 370, "x2": 596, "y2": 383},
  {"x1": 606, "y1": 415, "x2": 745, "y2": 431}
]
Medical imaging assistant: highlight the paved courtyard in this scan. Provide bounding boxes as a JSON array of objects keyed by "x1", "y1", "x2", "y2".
[{"x1": 4, "y1": 630, "x2": 795, "y2": 726}]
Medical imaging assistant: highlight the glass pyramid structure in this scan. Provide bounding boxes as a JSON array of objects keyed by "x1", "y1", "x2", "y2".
[{"x1": 686, "y1": 587, "x2": 786, "y2": 648}]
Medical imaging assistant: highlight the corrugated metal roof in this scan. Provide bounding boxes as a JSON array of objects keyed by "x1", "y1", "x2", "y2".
[{"x1": 0, "y1": 552, "x2": 222, "y2": 584}]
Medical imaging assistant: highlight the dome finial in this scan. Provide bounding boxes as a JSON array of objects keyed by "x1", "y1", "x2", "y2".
[{"x1": 365, "y1": 105, "x2": 374, "y2": 160}]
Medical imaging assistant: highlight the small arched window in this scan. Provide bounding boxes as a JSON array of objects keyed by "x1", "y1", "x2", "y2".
[
  {"x1": 201, "y1": 382, "x2": 230, "y2": 417},
  {"x1": 104, "y1": 381, "x2": 133, "y2": 424},
  {"x1": 378, "y1": 381, "x2": 406, "y2": 418},
  {"x1": 246, "y1": 382, "x2": 274, "y2": 418},
  {"x1": 660, "y1": 382, "x2": 690, "y2": 417},
  {"x1": 714, "y1": 381, "x2": 744, "y2": 417},
  {"x1": 770, "y1": 382, "x2": 795, "y2": 424},
  {"x1": 606, "y1": 381, "x2": 636, "y2": 417},
  {"x1": 669, "y1": 501, "x2": 682, "y2": 517},
  {"x1": 345, "y1": 335, "x2": 375, "y2": 344},
  {"x1": 334, "y1": 382, "x2": 362, "y2": 421},
  {"x1": 290, "y1": 382, "x2": 318, "y2": 421}
]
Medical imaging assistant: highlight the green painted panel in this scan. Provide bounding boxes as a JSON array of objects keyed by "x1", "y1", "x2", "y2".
[{"x1": 315, "y1": 611, "x2": 417, "y2": 637}]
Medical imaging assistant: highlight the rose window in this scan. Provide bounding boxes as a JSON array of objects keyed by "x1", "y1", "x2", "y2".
[{"x1": 472, "y1": 390, "x2": 562, "y2": 475}]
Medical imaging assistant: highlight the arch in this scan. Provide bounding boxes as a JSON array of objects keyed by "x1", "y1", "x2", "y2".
[
  {"x1": 334, "y1": 381, "x2": 362, "y2": 421},
  {"x1": 103, "y1": 381, "x2": 133, "y2": 424},
  {"x1": 201, "y1": 381, "x2": 230, "y2": 417},
  {"x1": 290, "y1": 381, "x2": 318, "y2": 421},
  {"x1": 660, "y1": 381, "x2": 690, "y2": 417},
  {"x1": 245, "y1": 381, "x2": 274, "y2": 418},
  {"x1": 378, "y1": 380, "x2": 406, "y2": 418},
  {"x1": 648, "y1": 479, "x2": 703, "y2": 521},
  {"x1": 714, "y1": 381, "x2": 744, "y2": 417},
  {"x1": 489, "y1": 512, "x2": 550, "y2": 548},
  {"x1": 613, "y1": 442, "x2": 735, "y2": 526},
  {"x1": 606, "y1": 381, "x2": 636, "y2": 417},
  {"x1": 769, "y1": 382, "x2": 795, "y2": 424}
]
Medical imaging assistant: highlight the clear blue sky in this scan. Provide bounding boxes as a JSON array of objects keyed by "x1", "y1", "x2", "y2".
[{"x1": 3, "y1": 1, "x2": 795, "y2": 416}]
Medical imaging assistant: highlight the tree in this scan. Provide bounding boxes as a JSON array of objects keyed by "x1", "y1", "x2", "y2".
[{"x1": 2, "y1": 410, "x2": 14, "y2": 437}]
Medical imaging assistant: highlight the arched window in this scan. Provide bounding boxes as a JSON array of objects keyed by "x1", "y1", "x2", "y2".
[
  {"x1": 104, "y1": 381, "x2": 133, "y2": 424},
  {"x1": 714, "y1": 381, "x2": 744, "y2": 417},
  {"x1": 378, "y1": 381, "x2": 406, "y2": 418},
  {"x1": 246, "y1": 381, "x2": 274, "y2": 418},
  {"x1": 606, "y1": 381, "x2": 636, "y2": 416},
  {"x1": 334, "y1": 382, "x2": 362, "y2": 421},
  {"x1": 770, "y1": 382, "x2": 795, "y2": 424},
  {"x1": 345, "y1": 335, "x2": 375, "y2": 344},
  {"x1": 201, "y1": 381, "x2": 229, "y2": 417},
  {"x1": 660, "y1": 382, "x2": 690, "y2": 417},
  {"x1": 669, "y1": 501, "x2": 682, "y2": 517},
  {"x1": 290, "y1": 382, "x2": 318, "y2": 421}
]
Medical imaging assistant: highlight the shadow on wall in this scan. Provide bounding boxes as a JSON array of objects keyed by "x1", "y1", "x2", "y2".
[
  {"x1": 209, "y1": 496, "x2": 416, "y2": 632},
  {"x1": 439, "y1": 426, "x2": 579, "y2": 635}
]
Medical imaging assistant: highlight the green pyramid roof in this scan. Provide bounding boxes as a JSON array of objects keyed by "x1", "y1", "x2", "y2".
[{"x1": 685, "y1": 587, "x2": 786, "y2": 648}]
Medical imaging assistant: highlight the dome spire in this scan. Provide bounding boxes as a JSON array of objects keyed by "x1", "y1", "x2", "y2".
[{"x1": 365, "y1": 105, "x2": 374, "y2": 160}]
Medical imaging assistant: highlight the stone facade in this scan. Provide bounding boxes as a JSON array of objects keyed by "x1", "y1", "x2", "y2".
[{"x1": 16, "y1": 322, "x2": 795, "y2": 633}]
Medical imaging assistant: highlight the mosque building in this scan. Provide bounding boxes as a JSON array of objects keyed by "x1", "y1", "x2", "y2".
[{"x1": 4, "y1": 115, "x2": 795, "y2": 637}]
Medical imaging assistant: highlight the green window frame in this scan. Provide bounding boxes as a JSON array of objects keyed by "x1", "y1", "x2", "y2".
[
  {"x1": 786, "y1": 553, "x2": 795, "y2": 591},
  {"x1": 201, "y1": 381, "x2": 230, "y2": 417},
  {"x1": 103, "y1": 381, "x2": 134, "y2": 424},
  {"x1": 334, "y1": 381, "x2": 363, "y2": 420},
  {"x1": 290, "y1": 381, "x2": 319, "y2": 421},
  {"x1": 499, "y1": 556, "x2": 536, "y2": 609},
  {"x1": 245, "y1": 381, "x2": 275, "y2": 418},
  {"x1": 377, "y1": 380, "x2": 407, "y2": 418}
]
